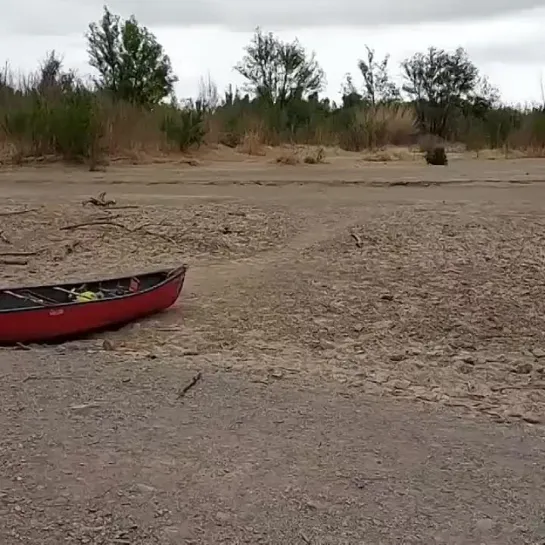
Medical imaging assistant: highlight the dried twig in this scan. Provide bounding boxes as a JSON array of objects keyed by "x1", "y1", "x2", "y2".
[
  {"x1": 0, "y1": 250, "x2": 39, "y2": 257},
  {"x1": 177, "y1": 371, "x2": 202, "y2": 399},
  {"x1": 94, "y1": 213, "x2": 122, "y2": 221},
  {"x1": 350, "y1": 232, "x2": 363, "y2": 248},
  {"x1": 0, "y1": 257, "x2": 27, "y2": 265},
  {"x1": 61, "y1": 220, "x2": 132, "y2": 231},
  {"x1": 60, "y1": 220, "x2": 176, "y2": 244},
  {"x1": 22, "y1": 374, "x2": 87, "y2": 383},
  {"x1": 0, "y1": 231, "x2": 11, "y2": 244},
  {"x1": 64, "y1": 240, "x2": 81, "y2": 255},
  {"x1": 82, "y1": 193, "x2": 137, "y2": 209},
  {"x1": 82, "y1": 191, "x2": 116, "y2": 207},
  {"x1": 0, "y1": 207, "x2": 39, "y2": 217}
]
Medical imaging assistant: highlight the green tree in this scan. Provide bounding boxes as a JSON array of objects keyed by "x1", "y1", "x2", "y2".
[
  {"x1": 86, "y1": 6, "x2": 177, "y2": 105},
  {"x1": 401, "y1": 47, "x2": 496, "y2": 138},
  {"x1": 235, "y1": 28, "x2": 324, "y2": 106}
]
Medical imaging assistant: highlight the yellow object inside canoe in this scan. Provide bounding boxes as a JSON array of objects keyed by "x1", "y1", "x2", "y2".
[{"x1": 76, "y1": 291, "x2": 99, "y2": 303}]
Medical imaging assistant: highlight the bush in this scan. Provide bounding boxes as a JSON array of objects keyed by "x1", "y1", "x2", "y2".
[
  {"x1": 50, "y1": 88, "x2": 102, "y2": 161},
  {"x1": 2, "y1": 86, "x2": 102, "y2": 162},
  {"x1": 160, "y1": 106, "x2": 206, "y2": 152},
  {"x1": 425, "y1": 146, "x2": 448, "y2": 165},
  {"x1": 2, "y1": 75, "x2": 545, "y2": 164}
]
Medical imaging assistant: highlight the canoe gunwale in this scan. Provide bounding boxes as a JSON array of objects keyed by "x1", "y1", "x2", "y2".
[{"x1": 0, "y1": 264, "x2": 187, "y2": 315}]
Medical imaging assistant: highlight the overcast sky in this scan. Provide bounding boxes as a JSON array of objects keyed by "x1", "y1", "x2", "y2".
[{"x1": 2, "y1": 1, "x2": 545, "y2": 105}]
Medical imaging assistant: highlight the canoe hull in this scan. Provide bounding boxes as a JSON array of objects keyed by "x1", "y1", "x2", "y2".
[{"x1": 0, "y1": 266, "x2": 186, "y2": 344}]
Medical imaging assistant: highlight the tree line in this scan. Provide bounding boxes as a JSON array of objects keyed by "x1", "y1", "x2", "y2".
[
  {"x1": 85, "y1": 7, "x2": 502, "y2": 139},
  {"x1": 1, "y1": 6, "x2": 544, "y2": 163}
]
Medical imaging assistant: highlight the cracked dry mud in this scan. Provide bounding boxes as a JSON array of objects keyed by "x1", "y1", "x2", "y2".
[{"x1": 1, "y1": 160, "x2": 545, "y2": 544}]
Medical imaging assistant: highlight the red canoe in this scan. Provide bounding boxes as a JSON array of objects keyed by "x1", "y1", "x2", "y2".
[{"x1": 0, "y1": 265, "x2": 187, "y2": 344}]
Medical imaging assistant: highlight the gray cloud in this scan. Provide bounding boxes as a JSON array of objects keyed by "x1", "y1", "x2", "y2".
[
  {"x1": 469, "y1": 38, "x2": 545, "y2": 65},
  {"x1": 3, "y1": 0, "x2": 545, "y2": 36}
]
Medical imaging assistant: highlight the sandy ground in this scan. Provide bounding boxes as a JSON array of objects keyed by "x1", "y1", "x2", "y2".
[{"x1": 1, "y1": 158, "x2": 545, "y2": 544}]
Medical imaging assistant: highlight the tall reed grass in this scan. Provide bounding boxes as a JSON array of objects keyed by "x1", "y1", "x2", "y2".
[{"x1": 1, "y1": 67, "x2": 545, "y2": 164}]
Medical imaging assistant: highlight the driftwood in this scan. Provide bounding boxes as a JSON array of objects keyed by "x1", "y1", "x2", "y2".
[
  {"x1": 82, "y1": 192, "x2": 137, "y2": 210},
  {"x1": 60, "y1": 220, "x2": 176, "y2": 244},
  {"x1": 0, "y1": 257, "x2": 28, "y2": 265},
  {"x1": 177, "y1": 372, "x2": 202, "y2": 399},
  {"x1": 82, "y1": 192, "x2": 116, "y2": 207},
  {"x1": 61, "y1": 220, "x2": 130, "y2": 231},
  {"x1": 22, "y1": 374, "x2": 87, "y2": 382},
  {"x1": 0, "y1": 207, "x2": 40, "y2": 217},
  {"x1": 0, "y1": 250, "x2": 39, "y2": 257},
  {"x1": 350, "y1": 232, "x2": 363, "y2": 248}
]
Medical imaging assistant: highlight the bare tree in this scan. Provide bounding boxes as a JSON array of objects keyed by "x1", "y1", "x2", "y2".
[
  {"x1": 37, "y1": 51, "x2": 77, "y2": 93},
  {"x1": 357, "y1": 46, "x2": 400, "y2": 106},
  {"x1": 197, "y1": 72, "x2": 219, "y2": 111}
]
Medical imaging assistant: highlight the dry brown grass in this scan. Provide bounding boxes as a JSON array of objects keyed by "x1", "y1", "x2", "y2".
[
  {"x1": 517, "y1": 146, "x2": 545, "y2": 158},
  {"x1": 358, "y1": 104, "x2": 416, "y2": 147},
  {"x1": 336, "y1": 105, "x2": 416, "y2": 152},
  {"x1": 100, "y1": 101, "x2": 165, "y2": 156},
  {"x1": 2, "y1": 84, "x2": 545, "y2": 165},
  {"x1": 275, "y1": 148, "x2": 301, "y2": 165},
  {"x1": 303, "y1": 146, "x2": 326, "y2": 164},
  {"x1": 274, "y1": 145, "x2": 328, "y2": 165},
  {"x1": 237, "y1": 130, "x2": 266, "y2": 156},
  {"x1": 360, "y1": 146, "x2": 419, "y2": 162}
]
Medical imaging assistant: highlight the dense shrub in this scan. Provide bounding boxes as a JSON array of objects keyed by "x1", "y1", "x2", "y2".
[
  {"x1": 1, "y1": 88, "x2": 545, "y2": 163},
  {"x1": 160, "y1": 105, "x2": 206, "y2": 152},
  {"x1": 2, "y1": 86, "x2": 102, "y2": 162}
]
